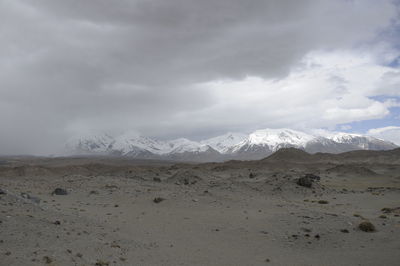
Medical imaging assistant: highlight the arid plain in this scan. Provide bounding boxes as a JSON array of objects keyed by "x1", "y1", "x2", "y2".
[{"x1": 1, "y1": 148, "x2": 400, "y2": 266}]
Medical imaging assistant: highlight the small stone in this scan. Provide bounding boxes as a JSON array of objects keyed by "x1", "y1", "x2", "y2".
[
  {"x1": 43, "y1": 256, "x2": 52, "y2": 264},
  {"x1": 340, "y1": 229, "x2": 349, "y2": 233},
  {"x1": 153, "y1": 197, "x2": 165, "y2": 203},
  {"x1": 52, "y1": 188, "x2": 68, "y2": 195},
  {"x1": 358, "y1": 221, "x2": 376, "y2": 232},
  {"x1": 297, "y1": 177, "x2": 313, "y2": 188},
  {"x1": 54, "y1": 220, "x2": 61, "y2": 225},
  {"x1": 318, "y1": 200, "x2": 329, "y2": 204},
  {"x1": 95, "y1": 260, "x2": 109, "y2": 266},
  {"x1": 153, "y1": 177, "x2": 161, "y2": 182}
]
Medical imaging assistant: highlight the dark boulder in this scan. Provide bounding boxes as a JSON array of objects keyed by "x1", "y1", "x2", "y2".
[
  {"x1": 297, "y1": 177, "x2": 313, "y2": 188},
  {"x1": 153, "y1": 197, "x2": 165, "y2": 203},
  {"x1": 52, "y1": 188, "x2": 68, "y2": 195},
  {"x1": 358, "y1": 221, "x2": 376, "y2": 232}
]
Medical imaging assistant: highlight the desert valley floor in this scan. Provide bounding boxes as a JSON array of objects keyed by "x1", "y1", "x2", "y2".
[{"x1": 0, "y1": 148, "x2": 400, "y2": 266}]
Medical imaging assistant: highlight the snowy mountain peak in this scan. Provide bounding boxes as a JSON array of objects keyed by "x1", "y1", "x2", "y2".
[
  {"x1": 201, "y1": 132, "x2": 247, "y2": 153},
  {"x1": 247, "y1": 128, "x2": 315, "y2": 147},
  {"x1": 168, "y1": 138, "x2": 210, "y2": 153},
  {"x1": 65, "y1": 133, "x2": 114, "y2": 154},
  {"x1": 113, "y1": 133, "x2": 168, "y2": 155}
]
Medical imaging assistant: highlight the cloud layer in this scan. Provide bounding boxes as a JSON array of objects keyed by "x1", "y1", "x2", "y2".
[
  {"x1": 368, "y1": 126, "x2": 400, "y2": 145},
  {"x1": 0, "y1": 0, "x2": 399, "y2": 154}
]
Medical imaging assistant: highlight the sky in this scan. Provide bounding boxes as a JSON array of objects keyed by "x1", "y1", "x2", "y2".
[{"x1": 0, "y1": 0, "x2": 400, "y2": 155}]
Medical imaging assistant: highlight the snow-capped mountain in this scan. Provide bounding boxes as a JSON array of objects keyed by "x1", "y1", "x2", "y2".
[
  {"x1": 201, "y1": 132, "x2": 247, "y2": 153},
  {"x1": 112, "y1": 132, "x2": 170, "y2": 155},
  {"x1": 168, "y1": 138, "x2": 211, "y2": 154},
  {"x1": 229, "y1": 129, "x2": 314, "y2": 152},
  {"x1": 325, "y1": 132, "x2": 396, "y2": 150},
  {"x1": 66, "y1": 128, "x2": 398, "y2": 161},
  {"x1": 66, "y1": 133, "x2": 114, "y2": 154}
]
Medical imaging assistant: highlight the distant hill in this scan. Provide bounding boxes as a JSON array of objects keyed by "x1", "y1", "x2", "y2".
[{"x1": 262, "y1": 147, "x2": 400, "y2": 164}]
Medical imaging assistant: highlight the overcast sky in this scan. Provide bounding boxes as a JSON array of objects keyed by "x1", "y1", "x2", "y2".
[{"x1": 1, "y1": 0, "x2": 400, "y2": 154}]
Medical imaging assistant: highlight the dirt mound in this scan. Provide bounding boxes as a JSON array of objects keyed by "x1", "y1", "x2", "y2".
[
  {"x1": 167, "y1": 170, "x2": 204, "y2": 185},
  {"x1": 263, "y1": 148, "x2": 312, "y2": 162},
  {"x1": 326, "y1": 164, "x2": 377, "y2": 176},
  {"x1": 0, "y1": 165, "x2": 53, "y2": 177}
]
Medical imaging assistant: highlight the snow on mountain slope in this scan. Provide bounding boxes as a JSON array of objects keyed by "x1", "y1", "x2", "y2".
[
  {"x1": 112, "y1": 132, "x2": 170, "y2": 155},
  {"x1": 248, "y1": 128, "x2": 315, "y2": 147},
  {"x1": 65, "y1": 133, "x2": 114, "y2": 154},
  {"x1": 168, "y1": 138, "x2": 211, "y2": 154},
  {"x1": 201, "y1": 132, "x2": 247, "y2": 153},
  {"x1": 230, "y1": 128, "x2": 315, "y2": 153},
  {"x1": 324, "y1": 132, "x2": 398, "y2": 150}
]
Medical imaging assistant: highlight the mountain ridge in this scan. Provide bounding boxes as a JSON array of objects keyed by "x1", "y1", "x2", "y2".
[{"x1": 66, "y1": 128, "x2": 398, "y2": 162}]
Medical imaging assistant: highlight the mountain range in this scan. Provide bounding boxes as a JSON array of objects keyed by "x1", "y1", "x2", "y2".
[{"x1": 65, "y1": 128, "x2": 398, "y2": 161}]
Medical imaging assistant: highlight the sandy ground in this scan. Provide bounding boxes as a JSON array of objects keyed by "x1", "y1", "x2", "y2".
[{"x1": 0, "y1": 149, "x2": 400, "y2": 265}]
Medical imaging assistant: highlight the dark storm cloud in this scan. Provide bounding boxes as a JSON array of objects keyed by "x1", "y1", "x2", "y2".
[{"x1": 0, "y1": 0, "x2": 398, "y2": 154}]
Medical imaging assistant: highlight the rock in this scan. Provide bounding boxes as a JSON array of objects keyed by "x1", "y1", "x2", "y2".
[
  {"x1": 52, "y1": 188, "x2": 68, "y2": 195},
  {"x1": 340, "y1": 229, "x2": 349, "y2": 233},
  {"x1": 54, "y1": 220, "x2": 61, "y2": 225},
  {"x1": 43, "y1": 256, "x2": 52, "y2": 264},
  {"x1": 0, "y1": 189, "x2": 6, "y2": 195},
  {"x1": 318, "y1": 200, "x2": 329, "y2": 204},
  {"x1": 297, "y1": 177, "x2": 313, "y2": 188},
  {"x1": 358, "y1": 221, "x2": 376, "y2": 232},
  {"x1": 153, "y1": 177, "x2": 161, "y2": 182},
  {"x1": 304, "y1": 173, "x2": 321, "y2": 181},
  {"x1": 183, "y1": 178, "x2": 195, "y2": 185},
  {"x1": 95, "y1": 260, "x2": 109, "y2": 266},
  {"x1": 381, "y1": 207, "x2": 400, "y2": 214},
  {"x1": 20, "y1": 193, "x2": 41, "y2": 204},
  {"x1": 249, "y1": 172, "x2": 255, "y2": 179},
  {"x1": 153, "y1": 197, "x2": 165, "y2": 203}
]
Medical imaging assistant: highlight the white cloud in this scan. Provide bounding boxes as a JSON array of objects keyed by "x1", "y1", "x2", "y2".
[
  {"x1": 340, "y1": 125, "x2": 352, "y2": 130},
  {"x1": 185, "y1": 50, "x2": 400, "y2": 132},
  {"x1": 368, "y1": 126, "x2": 400, "y2": 145}
]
